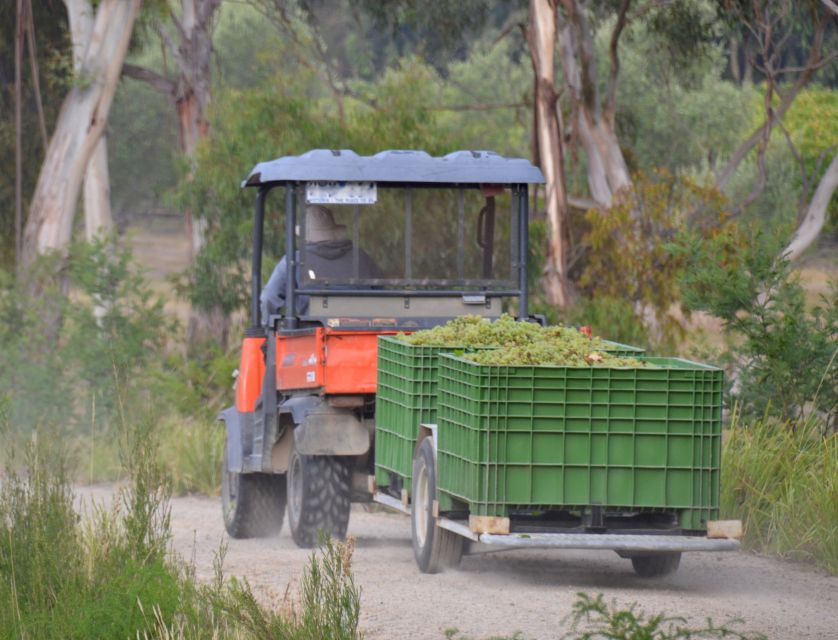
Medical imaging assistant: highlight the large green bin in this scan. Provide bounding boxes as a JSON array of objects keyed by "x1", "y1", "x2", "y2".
[
  {"x1": 373, "y1": 335, "x2": 645, "y2": 490},
  {"x1": 435, "y1": 354, "x2": 722, "y2": 530}
]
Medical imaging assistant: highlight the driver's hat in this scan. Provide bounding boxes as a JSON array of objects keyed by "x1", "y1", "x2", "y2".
[{"x1": 303, "y1": 205, "x2": 347, "y2": 243}]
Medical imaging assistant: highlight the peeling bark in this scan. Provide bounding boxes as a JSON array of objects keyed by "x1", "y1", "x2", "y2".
[
  {"x1": 527, "y1": 0, "x2": 572, "y2": 307},
  {"x1": 557, "y1": 0, "x2": 631, "y2": 208},
  {"x1": 21, "y1": 0, "x2": 140, "y2": 267},
  {"x1": 67, "y1": 0, "x2": 113, "y2": 240}
]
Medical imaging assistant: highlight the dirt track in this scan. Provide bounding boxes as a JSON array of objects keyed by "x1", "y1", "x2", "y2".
[{"x1": 78, "y1": 486, "x2": 838, "y2": 640}]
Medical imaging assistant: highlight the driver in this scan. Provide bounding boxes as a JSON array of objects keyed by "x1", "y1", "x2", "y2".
[{"x1": 260, "y1": 204, "x2": 382, "y2": 321}]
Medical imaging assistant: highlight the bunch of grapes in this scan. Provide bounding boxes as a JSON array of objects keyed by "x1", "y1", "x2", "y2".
[
  {"x1": 465, "y1": 344, "x2": 646, "y2": 367},
  {"x1": 397, "y1": 314, "x2": 648, "y2": 367}
]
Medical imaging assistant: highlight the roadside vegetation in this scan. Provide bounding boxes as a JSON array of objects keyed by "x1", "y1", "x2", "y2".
[{"x1": 0, "y1": 397, "x2": 361, "y2": 640}]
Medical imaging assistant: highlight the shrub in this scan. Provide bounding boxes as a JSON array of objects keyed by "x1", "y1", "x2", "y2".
[
  {"x1": 678, "y1": 225, "x2": 837, "y2": 426},
  {"x1": 563, "y1": 592, "x2": 765, "y2": 640},
  {"x1": 578, "y1": 171, "x2": 729, "y2": 351}
]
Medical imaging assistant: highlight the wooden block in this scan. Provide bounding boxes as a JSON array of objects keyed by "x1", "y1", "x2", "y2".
[
  {"x1": 707, "y1": 520, "x2": 743, "y2": 540},
  {"x1": 367, "y1": 475, "x2": 376, "y2": 494},
  {"x1": 401, "y1": 488, "x2": 409, "y2": 509},
  {"x1": 469, "y1": 515, "x2": 510, "y2": 535},
  {"x1": 432, "y1": 500, "x2": 439, "y2": 519}
]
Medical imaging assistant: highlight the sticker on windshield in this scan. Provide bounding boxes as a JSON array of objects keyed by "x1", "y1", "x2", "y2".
[{"x1": 306, "y1": 182, "x2": 377, "y2": 205}]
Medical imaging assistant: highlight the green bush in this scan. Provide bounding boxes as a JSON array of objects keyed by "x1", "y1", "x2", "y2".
[
  {"x1": 0, "y1": 235, "x2": 174, "y2": 440},
  {"x1": 0, "y1": 408, "x2": 361, "y2": 639},
  {"x1": 678, "y1": 225, "x2": 837, "y2": 426}
]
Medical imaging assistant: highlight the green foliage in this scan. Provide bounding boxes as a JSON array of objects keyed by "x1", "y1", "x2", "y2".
[
  {"x1": 721, "y1": 415, "x2": 838, "y2": 574},
  {"x1": 579, "y1": 171, "x2": 729, "y2": 351},
  {"x1": 0, "y1": 401, "x2": 362, "y2": 639},
  {"x1": 564, "y1": 592, "x2": 764, "y2": 640},
  {"x1": 65, "y1": 234, "x2": 175, "y2": 426},
  {"x1": 566, "y1": 297, "x2": 654, "y2": 353},
  {"x1": 0, "y1": 259, "x2": 75, "y2": 430},
  {"x1": 678, "y1": 225, "x2": 837, "y2": 425},
  {"x1": 770, "y1": 86, "x2": 838, "y2": 227},
  {"x1": 157, "y1": 416, "x2": 225, "y2": 496}
]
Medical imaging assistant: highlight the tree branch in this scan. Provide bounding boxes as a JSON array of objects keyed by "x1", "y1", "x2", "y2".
[
  {"x1": 716, "y1": 7, "x2": 827, "y2": 191},
  {"x1": 604, "y1": 0, "x2": 631, "y2": 124},
  {"x1": 427, "y1": 101, "x2": 528, "y2": 112},
  {"x1": 122, "y1": 63, "x2": 176, "y2": 95}
]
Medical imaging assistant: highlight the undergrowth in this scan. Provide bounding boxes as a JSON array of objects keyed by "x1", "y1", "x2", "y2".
[
  {"x1": 563, "y1": 592, "x2": 765, "y2": 639},
  {"x1": 721, "y1": 414, "x2": 838, "y2": 573},
  {"x1": 0, "y1": 402, "x2": 361, "y2": 639},
  {"x1": 443, "y1": 592, "x2": 764, "y2": 640}
]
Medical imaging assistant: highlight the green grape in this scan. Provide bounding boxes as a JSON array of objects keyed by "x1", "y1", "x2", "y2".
[{"x1": 397, "y1": 314, "x2": 650, "y2": 368}]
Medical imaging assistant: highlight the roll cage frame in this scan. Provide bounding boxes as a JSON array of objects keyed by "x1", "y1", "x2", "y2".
[{"x1": 243, "y1": 150, "x2": 545, "y2": 332}]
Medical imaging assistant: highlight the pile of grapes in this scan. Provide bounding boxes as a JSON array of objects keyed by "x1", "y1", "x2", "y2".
[{"x1": 397, "y1": 315, "x2": 647, "y2": 367}]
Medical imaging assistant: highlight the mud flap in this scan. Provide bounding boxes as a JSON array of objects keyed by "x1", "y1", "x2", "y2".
[
  {"x1": 292, "y1": 405, "x2": 369, "y2": 455},
  {"x1": 219, "y1": 406, "x2": 250, "y2": 473}
]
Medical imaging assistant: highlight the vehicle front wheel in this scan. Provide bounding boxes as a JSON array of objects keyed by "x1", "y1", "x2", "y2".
[
  {"x1": 630, "y1": 552, "x2": 681, "y2": 578},
  {"x1": 411, "y1": 437, "x2": 463, "y2": 573},
  {"x1": 221, "y1": 448, "x2": 287, "y2": 538},
  {"x1": 286, "y1": 440, "x2": 352, "y2": 548}
]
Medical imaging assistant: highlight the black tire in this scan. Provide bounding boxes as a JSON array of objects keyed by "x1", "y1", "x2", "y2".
[
  {"x1": 631, "y1": 552, "x2": 681, "y2": 578},
  {"x1": 411, "y1": 438, "x2": 463, "y2": 573},
  {"x1": 286, "y1": 441, "x2": 352, "y2": 548},
  {"x1": 221, "y1": 448, "x2": 287, "y2": 538}
]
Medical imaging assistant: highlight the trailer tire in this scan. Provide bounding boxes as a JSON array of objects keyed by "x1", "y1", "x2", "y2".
[
  {"x1": 631, "y1": 552, "x2": 681, "y2": 578},
  {"x1": 221, "y1": 449, "x2": 286, "y2": 538},
  {"x1": 412, "y1": 438, "x2": 463, "y2": 573},
  {"x1": 287, "y1": 441, "x2": 352, "y2": 548}
]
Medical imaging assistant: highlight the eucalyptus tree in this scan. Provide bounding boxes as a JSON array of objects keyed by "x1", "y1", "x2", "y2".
[{"x1": 21, "y1": 0, "x2": 141, "y2": 269}]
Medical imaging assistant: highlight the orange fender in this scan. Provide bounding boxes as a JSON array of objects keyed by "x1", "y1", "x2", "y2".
[{"x1": 235, "y1": 336, "x2": 266, "y2": 412}]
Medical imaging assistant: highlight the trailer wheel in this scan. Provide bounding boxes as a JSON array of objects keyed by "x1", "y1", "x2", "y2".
[
  {"x1": 631, "y1": 552, "x2": 681, "y2": 578},
  {"x1": 287, "y1": 441, "x2": 352, "y2": 548},
  {"x1": 221, "y1": 449, "x2": 286, "y2": 538},
  {"x1": 412, "y1": 438, "x2": 463, "y2": 573}
]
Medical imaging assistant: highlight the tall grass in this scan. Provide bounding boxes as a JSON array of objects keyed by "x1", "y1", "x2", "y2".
[
  {"x1": 721, "y1": 414, "x2": 838, "y2": 573},
  {"x1": 0, "y1": 405, "x2": 361, "y2": 639}
]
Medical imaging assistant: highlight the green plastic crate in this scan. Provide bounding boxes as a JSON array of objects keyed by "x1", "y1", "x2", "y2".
[
  {"x1": 435, "y1": 354, "x2": 722, "y2": 530},
  {"x1": 373, "y1": 335, "x2": 646, "y2": 490},
  {"x1": 374, "y1": 337, "x2": 489, "y2": 487}
]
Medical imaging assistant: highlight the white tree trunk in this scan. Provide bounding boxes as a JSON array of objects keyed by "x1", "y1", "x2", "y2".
[
  {"x1": 529, "y1": 0, "x2": 571, "y2": 307},
  {"x1": 67, "y1": 0, "x2": 113, "y2": 240},
  {"x1": 783, "y1": 152, "x2": 838, "y2": 262},
  {"x1": 22, "y1": 0, "x2": 138, "y2": 265},
  {"x1": 557, "y1": 0, "x2": 631, "y2": 207},
  {"x1": 83, "y1": 138, "x2": 113, "y2": 241}
]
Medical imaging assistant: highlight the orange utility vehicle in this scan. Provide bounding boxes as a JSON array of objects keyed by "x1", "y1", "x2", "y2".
[{"x1": 220, "y1": 149, "x2": 541, "y2": 547}]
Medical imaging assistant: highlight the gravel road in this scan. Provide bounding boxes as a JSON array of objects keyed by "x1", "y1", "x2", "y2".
[{"x1": 78, "y1": 486, "x2": 837, "y2": 640}]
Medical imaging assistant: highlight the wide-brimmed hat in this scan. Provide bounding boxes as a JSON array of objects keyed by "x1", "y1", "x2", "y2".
[{"x1": 305, "y1": 205, "x2": 347, "y2": 243}]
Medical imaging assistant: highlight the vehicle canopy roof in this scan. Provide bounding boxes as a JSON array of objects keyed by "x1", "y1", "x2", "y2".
[{"x1": 243, "y1": 149, "x2": 545, "y2": 187}]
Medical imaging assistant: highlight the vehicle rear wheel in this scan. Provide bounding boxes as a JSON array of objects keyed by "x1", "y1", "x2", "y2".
[
  {"x1": 412, "y1": 438, "x2": 463, "y2": 573},
  {"x1": 631, "y1": 552, "x2": 681, "y2": 578},
  {"x1": 287, "y1": 440, "x2": 352, "y2": 548},
  {"x1": 221, "y1": 448, "x2": 286, "y2": 538}
]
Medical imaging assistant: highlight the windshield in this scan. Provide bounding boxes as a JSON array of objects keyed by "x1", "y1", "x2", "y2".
[{"x1": 295, "y1": 184, "x2": 519, "y2": 290}]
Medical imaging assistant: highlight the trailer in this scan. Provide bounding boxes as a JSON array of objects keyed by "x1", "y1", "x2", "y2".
[{"x1": 219, "y1": 149, "x2": 741, "y2": 576}]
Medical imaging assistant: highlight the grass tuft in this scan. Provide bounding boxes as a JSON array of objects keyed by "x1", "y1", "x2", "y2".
[{"x1": 721, "y1": 414, "x2": 838, "y2": 573}]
